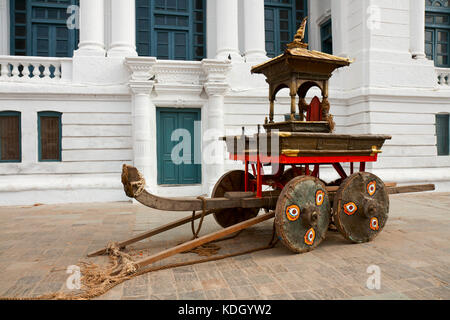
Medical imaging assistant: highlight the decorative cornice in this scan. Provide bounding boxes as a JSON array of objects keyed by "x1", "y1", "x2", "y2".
[{"x1": 153, "y1": 61, "x2": 204, "y2": 85}]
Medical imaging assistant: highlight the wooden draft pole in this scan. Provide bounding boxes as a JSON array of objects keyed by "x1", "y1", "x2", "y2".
[{"x1": 133, "y1": 211, "x2": 275, "y2": 270}]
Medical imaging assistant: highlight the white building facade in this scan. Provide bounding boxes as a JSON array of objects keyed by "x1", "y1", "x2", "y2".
[{"x1": 0, "y1": 0, "x2": 449, "y2": 206}]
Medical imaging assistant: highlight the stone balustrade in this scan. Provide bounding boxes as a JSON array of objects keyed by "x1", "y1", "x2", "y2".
[{"x1": 0, "y1": 56, "x2": 72, "y2": 81}]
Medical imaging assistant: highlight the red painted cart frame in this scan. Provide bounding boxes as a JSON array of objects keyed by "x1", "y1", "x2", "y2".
[{"x1": 230, "y1": 153, "x2": 377, "y2": 198}]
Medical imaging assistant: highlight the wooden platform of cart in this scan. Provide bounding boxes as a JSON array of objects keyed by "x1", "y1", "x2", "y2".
[{"x1": 222, "y1": 132, "x2": 392, "y2": 163}]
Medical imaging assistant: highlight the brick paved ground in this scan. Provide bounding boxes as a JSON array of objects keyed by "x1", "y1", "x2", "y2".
[{"x1": 0, "y1": 192, "x2": 449, "y2": 300}]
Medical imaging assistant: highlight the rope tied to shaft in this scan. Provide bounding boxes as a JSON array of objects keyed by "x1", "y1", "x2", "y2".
[{"x1": 182, "y1": 196, "x2": 222, "y2": 256}]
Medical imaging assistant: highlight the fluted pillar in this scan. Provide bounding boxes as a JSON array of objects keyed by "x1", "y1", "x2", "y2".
[
  {"x1": 108, "y1": 0, "x2": 137, "y2": 57},
  {"x1": 215, "y1": 0, "x2": 241, "y2": 60},
  {"x1": 243, "y1": 0, "x2": 267, "y2": 62},
  {"x1": 410, "y1": 0, "x2": 426, "y2": 59},
  {"x1": 202, "y1": 59, "x2": 232, "y2": 194},
  {"x1": 75, "y1": 0, "x2": 105, "y2": 56},
  {"x1": 126, "y1": 57, "x2": 158, "y2": 191}
]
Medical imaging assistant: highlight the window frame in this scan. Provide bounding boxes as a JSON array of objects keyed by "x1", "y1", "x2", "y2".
[
  {"x1": 38, "y1": 111, "x2": 62, "y2": 162},
  {"x1": 320, "y1": 18, "x2": 333, "y2": 55},
  {"x1": 264, "y1": 0, "x2": 308, "y2": 58},
  {"x1": 425, "y1": 1, "x2": 450, "y2": 67},
  {"x1": 436, "y1": 113, "x2": 450, "y2": 156},
  {"x1": 10, "y1": 0, "x2": 79, "y2": 57},
  {"x1": 136, "y1": 0, "x2": 206, "y2": 61},
  {"x1": 0, "y1": 111, "x2": 22, "y2": 163}
]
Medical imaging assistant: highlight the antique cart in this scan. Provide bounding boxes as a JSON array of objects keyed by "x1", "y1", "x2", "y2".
[{"x1": 90, "y1": 20, "x2": 434, "y2": 269}]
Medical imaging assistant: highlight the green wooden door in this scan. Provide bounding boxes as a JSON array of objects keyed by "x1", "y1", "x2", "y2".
[{"x1": 157, "y1": 108, "x2": 201, "y2": 185}]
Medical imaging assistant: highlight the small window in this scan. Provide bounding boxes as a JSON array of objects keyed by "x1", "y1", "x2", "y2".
[
  {"x1": 436, "y1": 113, "x2": 449, "y2": 156},
  {"x1": 425, "y1": 1, "x2": 450, "y2": 67},
  {"x1": 0, "y1": 111, "x2": 21, "y2": 162},
  {"x1": 320, "y1": 19, "x2": 333, "y2": 54},
  {"x1": 38, "y1": 112, "x2": 62, "y2": 161}
]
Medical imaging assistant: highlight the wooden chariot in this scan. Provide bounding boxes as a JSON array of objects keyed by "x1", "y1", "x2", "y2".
[{"x1": 90, "y1": 19, "x2": 435, "y2": 269}]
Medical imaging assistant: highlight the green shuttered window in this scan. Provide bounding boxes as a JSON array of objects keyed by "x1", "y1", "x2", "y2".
[
  {"x1": 38, "y1": 111, "x2": 62, "y2": 162},
  {"x1": 156, "y1": 108, "x2": 201, "y2": 185},
  {"x1": 264, "y1": 0, "x2": 308, "y2": 58},
  {"x1": 425, "y1": 0, "x2": 450, "y2": 67},
  {"x1": 136, "y1": 0, "x2": 206, "y2": 60},
  {"x1": 10, "y1": 0, "x2": 79, "y2": 57},
  {"x1": 0, "y1": 111, "x2": 21, "y2": 162},
  {"x1": 436, "y1": 113, "x2": 450, "y2": 156}
]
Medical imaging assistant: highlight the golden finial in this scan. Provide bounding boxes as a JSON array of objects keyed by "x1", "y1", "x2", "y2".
[
  {"x1": 294, "y1": 16, "x2": 308, "y2": 42},
  {"x1": 287, "y1": 17, "x2": 308, "y2": 49}
]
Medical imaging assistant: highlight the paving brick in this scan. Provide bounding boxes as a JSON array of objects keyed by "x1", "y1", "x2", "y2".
[
  {"x1": 178, "y1": 290, "x2": 206, "y2": 300},
  {"x1": 204, "y1": 288, "x2": 234, "y2": 300},
  {"x1": 290, "y1": 290, "x2": 320, "y2": 300},
  {"x1": 230, "y1": 285, "x2": 259, "y2": 299},
  {"x1": 0, "y1": 194, "x2": 449, "y2": 300}
]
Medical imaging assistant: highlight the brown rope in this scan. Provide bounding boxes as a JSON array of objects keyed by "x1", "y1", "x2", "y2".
[
  {"x1": 191, "y1": 196, "x2": 208, "y2": 239},
  {"x1": 0, "y1": 219, "x2": 279, "y2": 301}
]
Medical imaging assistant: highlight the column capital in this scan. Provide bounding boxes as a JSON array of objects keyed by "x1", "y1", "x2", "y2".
[
  {"x1": 204, "y1": 83, "x2": 229, "y2": 96},
  {"x1": 129, "y1": 80, "x2": 155, "y2": 95},
  {"x1": 125, "y1": 57, "x2": 157, "y2": 81},
  {"x1": 201, "y1": 59, "x2": 231, "y2": 83}
]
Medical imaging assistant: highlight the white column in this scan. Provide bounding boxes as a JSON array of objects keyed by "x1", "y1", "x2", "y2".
[
  {"x1": 215, "y1": 0, "x2": 242, "y2": 60},
  {"x1": 410, "y1": 0, "x2": 426, "y2": 59},
  {"x1": 204, "y1": 86, "x2": 227, "y2": 194},
  {"x1": 74, "y1": 0, "x2": 106, "y2": 56},
  {"x1": 108, "y1": 0, "x2": 137, "y2": 57},
  {"x1": 126, "y1": 57, "x2": 158, "y2": 191},
  {"x1": 0, "y1": 0, "x2": 9, "y2": 55},
  {"x1": 331, "y1": 0, "x2": 349, "y2": 58},
  {"x1": 202, "y1": 59, "x2": 232, "y2": 194},
  {"x1": 242, "y1": 0, "x2": 267, "y2": 62},
  {"x1": 130, "y1": 83, "x2": 156, "y2": 184}
]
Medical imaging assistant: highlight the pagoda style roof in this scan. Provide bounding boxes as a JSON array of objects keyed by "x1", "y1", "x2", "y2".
[{"x1": 251, "y1": 18, "x2": 351, "y2": 78}]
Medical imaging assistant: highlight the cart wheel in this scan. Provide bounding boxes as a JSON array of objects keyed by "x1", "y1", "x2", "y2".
[
  {"x1": 211, "y1": 170, "x2": 260, "y2": 228},
  {"x1": 275, "y1": 176, "x2": 331, "y2": 253},
  {"x1": 333, "y1": 172, "x2": 389, "y2": 243}
]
